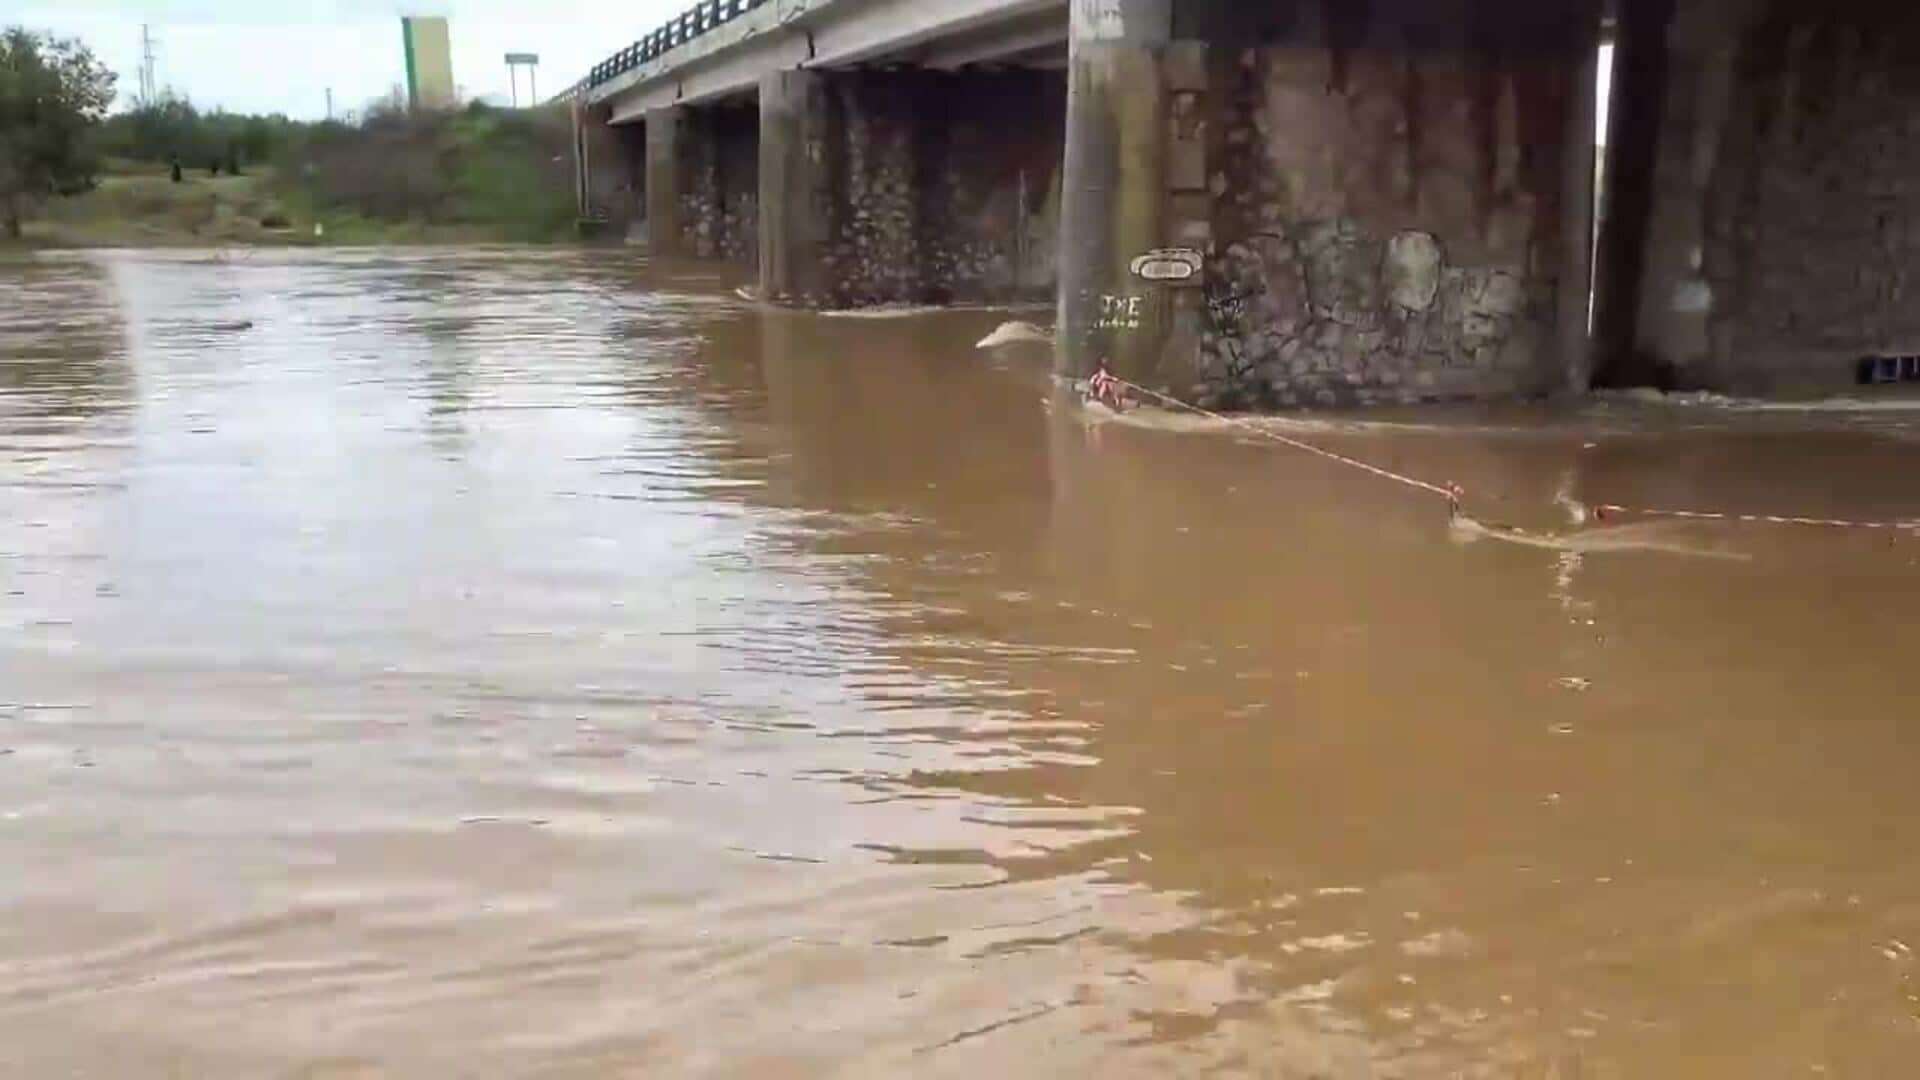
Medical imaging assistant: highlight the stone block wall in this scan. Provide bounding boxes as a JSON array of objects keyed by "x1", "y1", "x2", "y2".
[
  {"x1": 1196, "y1": 2, "x2": 1589, "y2": 406},
  {"x1": 827, "y1": 76, "x2": 923, "y2": 303},
  {"x1": 920, "y1": 71, "x2": 1069, "y2": 304},
  {"x1": 814, "y1": 70, "x2": 1067, "y2": 308},
  {"x1": 679, "y1": 103, "x2": 760, "y2": 264}
]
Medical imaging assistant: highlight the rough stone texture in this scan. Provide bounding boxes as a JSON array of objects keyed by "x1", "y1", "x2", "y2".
[
  {"x1": 921, "y1": 71, "x2": 1068, "y2": 304},
  {"x1": 1196, "y1": 3, "x2": 1589, "y2": 407},
  {"x1": 677, "y1": 103, "x2": 760, "y2": 264},
  {"x1": 798, "y1": 70, "x2": 1066, "y2": 308},
  {"x1": 1060, "y1": 0, "x2": 1596, "y2": 407},
  {"x1": 1617, "y1": 0, "x2": 1920, "y2": 391},
  {"x1": 829, "y1": 78, "x2": 923, "y2": 303}
]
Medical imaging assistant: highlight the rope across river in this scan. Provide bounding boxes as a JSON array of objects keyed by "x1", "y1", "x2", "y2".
[
  {"x1": 1088, "y1": 366, "x2": 1462, "y2": 509},
  {"x1": 1084, "y1": 367, "x2": 1919, "y2": 535}
]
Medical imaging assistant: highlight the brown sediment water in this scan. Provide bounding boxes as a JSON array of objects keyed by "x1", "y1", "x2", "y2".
[{"x1": 4, "y1": 248, "x2": 1919, "y2": 1077}]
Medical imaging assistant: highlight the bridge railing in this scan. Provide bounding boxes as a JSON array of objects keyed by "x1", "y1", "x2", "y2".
[{"x1": 576, "y1": 0, "x2": 772, "y2": 96}]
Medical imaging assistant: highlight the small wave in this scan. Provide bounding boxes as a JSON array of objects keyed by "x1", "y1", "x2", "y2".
[{"x1": 1450, "y1": 515, "x2": 1751, "y2": 560}]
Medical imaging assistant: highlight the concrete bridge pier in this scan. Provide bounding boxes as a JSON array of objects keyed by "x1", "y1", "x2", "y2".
[
  {"x1": 1057, "y1": 0, "x2": 1604, "y2": 407},
  {"x1": 759, "y1": 71, "x2": 834, "y2": 305},
  {"x1": 644, "y1": 108, "x2": 686, "y2": 257},
  {"x1": 1057, "y1": 0, "x2": 1183, "y2": 392}
]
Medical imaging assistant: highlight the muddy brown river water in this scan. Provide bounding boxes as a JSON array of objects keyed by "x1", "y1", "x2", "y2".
[{"x1": 4, "y1": 248, "x2": 1920, "y2": 1077}]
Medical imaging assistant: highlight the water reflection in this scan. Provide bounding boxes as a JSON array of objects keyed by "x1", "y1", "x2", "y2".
[{"x1": 0, "y1": 254, "x2": 132, "y2": 428}]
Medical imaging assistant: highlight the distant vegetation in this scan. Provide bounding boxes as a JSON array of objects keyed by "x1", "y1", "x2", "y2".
[
  {"x1": 286, "y1": 101, "x2": 578, "y2": 243},
  {"x1": 5, "y1": 23, "x2": 580, "y2": 247},
  {"x1": 0, "y1": 28, "x2": 117, "y2": 238},
  {"x1": 95, "y1": 95, "x2": 292, "y2": 177},
  {"x1": 85, "y1": 97, "x2": 578, "y2": 245}
]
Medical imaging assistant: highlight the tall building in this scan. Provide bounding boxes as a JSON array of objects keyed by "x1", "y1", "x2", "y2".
[{"x1": 401, "y1": 16, "x2": 456, "y2": 111}]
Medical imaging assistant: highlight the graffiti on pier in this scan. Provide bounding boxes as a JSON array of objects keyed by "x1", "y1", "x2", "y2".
[{"x1": 1096, "y1": 294, "x2": 1144, "y2": 330}]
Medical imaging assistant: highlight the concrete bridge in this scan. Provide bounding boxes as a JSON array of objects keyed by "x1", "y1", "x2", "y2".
[{"x1": 570, "y1": 0, "x2": 1920, "y2": 404}]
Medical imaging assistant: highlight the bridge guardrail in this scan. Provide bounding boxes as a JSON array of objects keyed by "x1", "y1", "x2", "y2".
[{"x1": 573, "y1": 0, "x2": 772, "y2": 98}]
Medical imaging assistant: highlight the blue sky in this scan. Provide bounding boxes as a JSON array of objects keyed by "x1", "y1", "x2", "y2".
[{"x1": 13, "y1": 1, "x2": 685, "y2": 118}]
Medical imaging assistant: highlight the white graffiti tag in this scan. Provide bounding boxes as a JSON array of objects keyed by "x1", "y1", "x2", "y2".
[{"x1": 1095, "y1": 294, "x2": 1144, "y2": 330}]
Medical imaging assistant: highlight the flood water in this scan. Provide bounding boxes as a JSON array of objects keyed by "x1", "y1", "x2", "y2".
[{"x1": 4, "y1": 248, "x2": 1919, "y2": 1077}]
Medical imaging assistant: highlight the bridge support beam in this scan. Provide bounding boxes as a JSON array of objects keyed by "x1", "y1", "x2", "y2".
[
  {"x1": 1058, "y1": 0, "x2": 1602, "y2": 407},
  {"x1": 645, "y1": 107, "x2": 690, "y2": 257},
  {"x1": 1057, "y1": 0, "x2": 1181, "y2": 392},
  {"x1": 759, "y1": 71, "x2": 834, "y2": 304}
]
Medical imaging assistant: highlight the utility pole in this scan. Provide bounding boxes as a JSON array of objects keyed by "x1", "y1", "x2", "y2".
[
  {"x1": 325, "y1": 87, "x2": 334, "y2": 121},
  {"x1": 138, "y1": 24, "x2": 157, "y2": 107}
]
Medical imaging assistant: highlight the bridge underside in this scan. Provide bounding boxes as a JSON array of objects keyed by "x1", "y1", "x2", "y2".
[{"x1": 573, "y1": 0, "x2": 1920, "y2": 403}]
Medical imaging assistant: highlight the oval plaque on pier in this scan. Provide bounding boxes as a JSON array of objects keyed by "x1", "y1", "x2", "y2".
[{"x1": 1129, "y1": 248, "x2": 1203, "y2": 283}]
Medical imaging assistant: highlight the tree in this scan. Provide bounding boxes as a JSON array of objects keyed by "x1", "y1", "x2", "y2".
[
  {"x1": 120, "y1": 94, "x2": 204, "y2": 164},
  {"x1": 0, "y1": 27, "x2": 116, "y2": 239},
  {"x1": 238, "y1": 115, "x2": 275, "y2": 169}
]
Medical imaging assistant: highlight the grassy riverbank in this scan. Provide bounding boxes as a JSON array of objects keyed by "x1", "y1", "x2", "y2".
[
  {"x1": 9, "y1": 104, "x2": 577, "y2": 249},
  {"x1": 21, "y1": 164, "x2": 295, "y2": 247}
]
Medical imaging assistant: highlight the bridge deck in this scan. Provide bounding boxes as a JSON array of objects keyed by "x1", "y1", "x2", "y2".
[{"x1": 582, "y1": 0, "x2": 1065, "y2": 120}]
